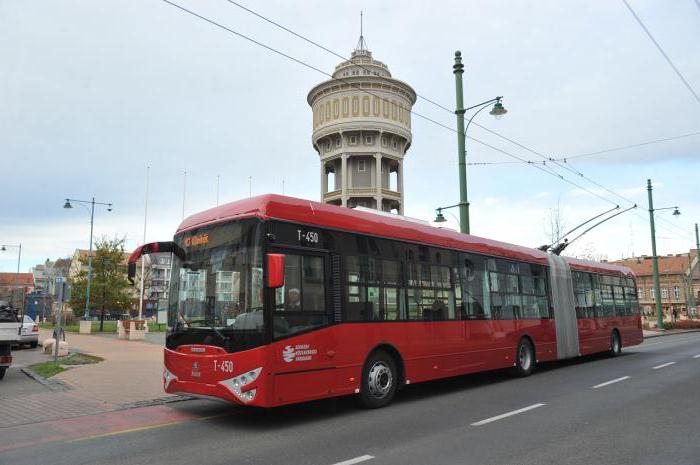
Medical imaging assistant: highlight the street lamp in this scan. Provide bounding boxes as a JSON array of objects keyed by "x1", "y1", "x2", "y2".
[
  {"x1": 453, "y1": 51, "x2": 507, "y2": 235},
  {"x1": 0, "y1": 243, "x2": 22, "y2": 314},
  {"x1": 646, "y1": 179, "x2": 681, "y2": 330},
  {"x1": 63, "y1": 197, "x2": 113, "y2": 323}
]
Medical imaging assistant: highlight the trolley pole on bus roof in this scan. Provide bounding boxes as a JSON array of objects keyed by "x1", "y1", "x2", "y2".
[{"x1": 646, "y1": 179, "x2": 681, "y2": 330}]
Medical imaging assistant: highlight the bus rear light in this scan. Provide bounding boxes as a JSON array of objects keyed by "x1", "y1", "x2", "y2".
[
  {"x1": 0, "y1": 356, "x2": 12, "y2": 364},
  {"x1": 219, "y1": 367, "x2": 262, "y2": 402}
]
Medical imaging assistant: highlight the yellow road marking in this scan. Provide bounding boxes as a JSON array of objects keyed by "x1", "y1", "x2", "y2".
[{"x1": 68, "y1": 413, "x2": 227, "y2": 443}]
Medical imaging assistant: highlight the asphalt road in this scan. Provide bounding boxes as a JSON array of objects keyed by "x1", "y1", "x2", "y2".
[
  {"x1": 0, "y1": 346, "x2": 53, "y2": 398},
  {"x1": 2, "y1": 332, "x2": 700, "y2": 465}
]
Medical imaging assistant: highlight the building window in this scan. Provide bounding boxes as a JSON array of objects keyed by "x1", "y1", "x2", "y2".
[
  {"x1": 650, "y1": 288, "x2": 655, "y2": 298},
  {"x1": 349, "y1": 135, "x2": 357, "y2": 145},
  {"x1": 661, "y1": 288, "x2": 668, "y2": 299},
  {"x1": 638, "y1": 287, "x2": 643, "y2": 299},
  {"x1": 673, "y1": 286, "x2": 680, "y2": 299},
  {"x1": 357, "y1": 159, "x2": 366, "y2": 172},
  {"x1": 365, "y1": 136, "x2": 373, "y2": 145}
]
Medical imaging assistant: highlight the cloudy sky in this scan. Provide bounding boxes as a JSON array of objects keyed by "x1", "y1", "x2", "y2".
[{"x1": 1, "y1": 0, "x2": 699, "y2": 272}]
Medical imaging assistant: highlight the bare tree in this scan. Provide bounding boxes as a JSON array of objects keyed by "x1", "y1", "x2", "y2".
[{"x1": 544, "y1": 198, "x2": 567, "y2": 246}]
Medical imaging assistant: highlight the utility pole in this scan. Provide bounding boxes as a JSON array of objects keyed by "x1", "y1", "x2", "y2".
[
  {"x1": 453, "y1": 51, "x2": 469, "y2": 234},
  {"x1": 139, "y1": 166, "x2": 149, "y2": 320},
  {"x1": 647, "y1": 179, "x2": 664, "y2": 330},
  {"x1": 695, "y1": 223, "x2": 700, "y2": 317}
]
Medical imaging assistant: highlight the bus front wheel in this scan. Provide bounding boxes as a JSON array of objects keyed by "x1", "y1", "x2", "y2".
[
  {"x1": 358, "y1": 350, "x2": 398, "y2": 409},
  {"x1": 513, "y1": 338, "x2": 535, "y2": 377},
  {"x1": 610, "y1": 331, "x2": 622, "y2": 357}
]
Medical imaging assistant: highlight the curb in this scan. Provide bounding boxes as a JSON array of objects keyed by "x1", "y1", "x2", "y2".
[
  {"x1": 20, "y1": 367, "x2": 71, "y2": 392},
  {"x1": 643, "y1": 329, "x2": 700, "y2": 339}
]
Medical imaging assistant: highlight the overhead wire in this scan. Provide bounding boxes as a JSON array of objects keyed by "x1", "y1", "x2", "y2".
[
  {"x1": 161, "y1": 0, "x2": 692, "y2": 242},
  {"x1": 161, "y1": 0, "x2": 628, "y2": 208},
  {"x1": 622, "y1": 0, "x2": 700, "y2": 104}
]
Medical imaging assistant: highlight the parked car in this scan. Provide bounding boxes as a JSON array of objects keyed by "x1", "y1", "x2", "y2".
[{"x1": 17, "y1": 315, "x2": 39, "y2": 349}]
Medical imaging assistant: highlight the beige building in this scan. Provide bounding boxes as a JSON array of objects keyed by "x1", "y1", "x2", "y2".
[
  {"x1": 613, "y1": 249, "x2": 700, "y2": 320},
  {"x1": 307, "y1": 35, "x2": 416, "y2": 214}
]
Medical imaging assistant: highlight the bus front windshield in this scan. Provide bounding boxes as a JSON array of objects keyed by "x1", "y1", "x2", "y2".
[{"x1": 167, "y1": 219, "x2": 265, "y2": 351}]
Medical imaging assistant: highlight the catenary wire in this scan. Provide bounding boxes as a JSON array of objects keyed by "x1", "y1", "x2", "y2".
[
  {"x1": 160, "y1": 0, "x2": 623, "y2": 206},
  {"x1": 622, "y1": 0, "x2": 700, "y2": 104},
  {"x1": 225, "y1": 0, "x2": 698, "y2": 169},
  {"x1": 161, "y1": 0, "x2": 691, "y2": 241},
  {"x1": 224, "y1": 0, "x2": 696, "y2": 239}
]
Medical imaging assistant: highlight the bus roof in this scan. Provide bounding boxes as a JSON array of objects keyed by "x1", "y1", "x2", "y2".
[{"x1": 177, "y1": 194, "x2": 633, "y2": 278}]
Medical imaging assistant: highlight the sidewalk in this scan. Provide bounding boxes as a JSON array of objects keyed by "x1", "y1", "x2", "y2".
[
  {"x1": 643, "y1": 328, "x2": 700, "y2": 338},
  {"x1": 38, "y1": 328, "x2": 170, "y2": 406}
]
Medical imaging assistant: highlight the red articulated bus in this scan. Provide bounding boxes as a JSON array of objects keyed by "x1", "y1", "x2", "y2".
[{"x1": 128, "y1": 194, "x2": 642, "y2": 408}]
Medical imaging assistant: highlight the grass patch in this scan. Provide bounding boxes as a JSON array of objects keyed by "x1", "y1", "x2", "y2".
[
  {"x1": 60, "y1": 353, "x2": 104, "y2": 365},
  {"x1": 28, "y1": 353, "x2": 104, "y2": 379},
  {"x1": 29, "y1": 362, "x2": 66, "y2": 379},
  {"x1": 39, "y1": 321, "x2": 165, "y2": 333}
]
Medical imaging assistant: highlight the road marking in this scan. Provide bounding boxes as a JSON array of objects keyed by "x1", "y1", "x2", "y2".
[
  {"x1": 331, "y1": 455, "x2": 374, "y2": 465},
  {"x1": 652, "y1": 362, "x2": 676, "y2": 370},
  {"x1": 471, "y1": 403, "x2": 545, "y2": 426},
  {"x1": 68, "y1": 413, "x2": 227, "y2": 443},
  {"x1": 641, "y1": 335, "x2": 700, "y2": 347},
  {"x1": 692, "y1": 354, "x2": 700, "y2": 359},
  {"x1": 592, "y1": 376, "x2": 630, "y2": 389}
]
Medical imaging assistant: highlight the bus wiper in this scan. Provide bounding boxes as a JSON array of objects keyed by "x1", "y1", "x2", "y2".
[{"x1": 206, "y1": 322, "x2": 228, "y2": 344}]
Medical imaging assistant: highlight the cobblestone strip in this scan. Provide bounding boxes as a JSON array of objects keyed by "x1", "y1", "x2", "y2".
[{"x1": 0, "y1": 391, "x2": 116, "y2": 428}]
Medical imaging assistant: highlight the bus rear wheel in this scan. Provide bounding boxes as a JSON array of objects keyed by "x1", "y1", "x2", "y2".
[
  {"x1": 513, "y1": 338, "x2": 535, "y2": 377},
  {"x1": 358, "y1": 350, "x2": 397, "y2": 409},
  {"x1": 610, "y1": 331, "x2": 622, "y2": 357},
  {"x1": 0, "y1": 367, "x2": 6, "y2": 380}
]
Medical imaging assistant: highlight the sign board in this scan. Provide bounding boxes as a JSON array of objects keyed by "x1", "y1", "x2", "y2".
[{"x1": 156, "y1": 298, "x2": 168, "y2": 325}]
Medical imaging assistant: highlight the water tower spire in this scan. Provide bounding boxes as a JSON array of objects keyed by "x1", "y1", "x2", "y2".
[{"x1": 355, "y1": 11, "x2": 368, "y2": 51}]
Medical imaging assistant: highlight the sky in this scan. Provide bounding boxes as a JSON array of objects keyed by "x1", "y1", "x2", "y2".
[{"x1": 1, "y1": 0, "x2": 699, "y2": 272}]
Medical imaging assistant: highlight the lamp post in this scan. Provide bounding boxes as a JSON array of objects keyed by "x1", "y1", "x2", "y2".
[
  {"x1": 1, "y1": 243, "x2": 22, "y2": 313},
  {"x1": 646, "y1": 179, "x2": 681, "y2": 330},
  {"x1": 453, "y1": 51, "x2": 507, "y2": 235},
  {"x1": 63, "y1": 197, "x2": 112, "y2": 322}
]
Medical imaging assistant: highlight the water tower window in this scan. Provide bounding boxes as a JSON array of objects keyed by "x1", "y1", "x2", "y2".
[
  {"x1": 358, "y1": 159, "x2": 366, "y2": 172},
  {"x1": 365, "y1": 136, "x2": 373, "y2": 145},
  {"x1": 349, "y1": 136, "x2": 357, "y2": 145}
]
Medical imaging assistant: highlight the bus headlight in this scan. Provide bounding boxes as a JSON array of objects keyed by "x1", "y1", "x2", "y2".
[
  {"x1": 219, "y1": 368, "x2": 262, "y2": 402},
  {"x1": 163, "y1": 368, "x2": 177, "y2": 390}
]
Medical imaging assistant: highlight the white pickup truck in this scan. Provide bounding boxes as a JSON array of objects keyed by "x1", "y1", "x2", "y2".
[{"x1": 0, "y1": 302, "x2": 21, "y2": 380}]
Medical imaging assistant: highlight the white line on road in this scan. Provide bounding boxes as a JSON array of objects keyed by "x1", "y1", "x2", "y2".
[
  {"x1": 331, "y1": 455, "x2": 374, "y2": 465},
  {"x1": 692, "y1": 354, "x2": 700, "y2": 359},
  {"x1": 592, "y1": 376, "x2": 631, "y2": 389},
  {"x1": 471, "y1": 403, "x2": 545, "y2": 426},
  {"x1": 652, "y1": 362, "x2": 676, "y2": 370}
]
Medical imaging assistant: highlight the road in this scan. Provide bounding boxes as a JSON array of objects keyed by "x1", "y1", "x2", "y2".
[{"x1": 1, "y1": 332, "x2": 699, "y2": 465}]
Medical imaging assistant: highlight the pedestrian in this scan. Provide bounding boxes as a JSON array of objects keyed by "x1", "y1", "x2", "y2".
[{"x1": 672, "y1": 307, "x2": 678, "y2": 322}]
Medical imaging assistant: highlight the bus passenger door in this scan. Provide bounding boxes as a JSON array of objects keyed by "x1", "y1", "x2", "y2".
[{"x1": 267, "y1": 250, "x2": 337, "y2": 405}]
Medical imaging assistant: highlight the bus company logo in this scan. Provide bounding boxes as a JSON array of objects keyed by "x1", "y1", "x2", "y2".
[
  {"x1": 282, "y1": 344, "x2": 317, "y2": 363},
  {"x1": 191, "y1": 361, "x2": 201, "y2": 377},
  {"x1": 282, "y1": 346, "x2": 295, "y2": 363},
  {"x1": 184, "y1": 234, "x2": 209, "y2": 248}
]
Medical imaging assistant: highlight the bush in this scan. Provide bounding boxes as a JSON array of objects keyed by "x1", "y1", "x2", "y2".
[{"x1": 663, "y1": 320, "x2": 700, "y2": 330}]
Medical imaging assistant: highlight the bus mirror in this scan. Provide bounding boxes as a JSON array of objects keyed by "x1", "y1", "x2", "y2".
[{"x1": 267, "y1": 254, "x2": 285, "y2": 288}]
